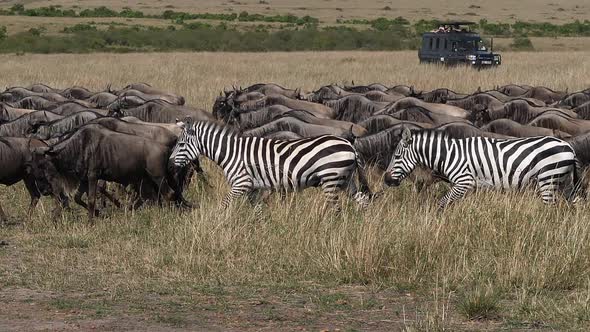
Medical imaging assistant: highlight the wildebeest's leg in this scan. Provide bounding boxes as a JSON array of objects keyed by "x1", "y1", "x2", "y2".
[
  {"x1": 74, "y1": 182, "x2": 89, "y2": 210},
  {"x1": 98, "y1": 185, "x2": 122, "y2": 208},
  {"x1": 23, "y1": 178, "x2": 41, "y2": 218},
  {"x1": 87, "y1": 175, "x2": 98, "y2": 222},
  {"x1": 0, "y1": 202, "x2": 7, "y2": 224},
  {"x1": 438, "y1": 180, "x2": 474, "y2": 210}
]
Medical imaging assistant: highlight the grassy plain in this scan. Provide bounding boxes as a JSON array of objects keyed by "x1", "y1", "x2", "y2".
[
  {"x1": 0, "y1": 51, "x2": 590, "y2": 330},
  {"x1": 1, "y1": 0, "x2": 589, "y2": 23}
]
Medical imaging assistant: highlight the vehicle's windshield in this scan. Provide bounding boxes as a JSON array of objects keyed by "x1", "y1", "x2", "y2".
[{"x1": 456, "y1": 39, "x2": 486, "y2": 51}]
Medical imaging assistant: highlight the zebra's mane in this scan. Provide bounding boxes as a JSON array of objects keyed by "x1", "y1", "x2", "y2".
[{"x1": 189, "y1": 120, "x2": 241, "y2": 137}]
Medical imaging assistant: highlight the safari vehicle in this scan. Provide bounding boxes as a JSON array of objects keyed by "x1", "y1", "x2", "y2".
[{"x1": 418, "y1": 21, "x2": 501, "y2": 67}]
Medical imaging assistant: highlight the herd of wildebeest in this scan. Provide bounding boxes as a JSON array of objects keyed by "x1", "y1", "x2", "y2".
[{"x1": 1, "y1": 81, "x2": 590, "y2": 222}]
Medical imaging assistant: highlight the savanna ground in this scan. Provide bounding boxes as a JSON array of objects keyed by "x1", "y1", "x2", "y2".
[{"x1": 1, "y1": 51, "x2": 590, "y2": 331}]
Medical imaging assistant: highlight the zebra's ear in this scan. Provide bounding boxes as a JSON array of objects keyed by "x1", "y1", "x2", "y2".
[{"x1": 401, "y1": 127, "x2": 412, "y2": 143}]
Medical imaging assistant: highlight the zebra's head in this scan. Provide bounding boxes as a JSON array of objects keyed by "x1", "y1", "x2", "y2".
[
  {"x1": 172, "y1": 119, "x2": 199, "y2": 168},
  {"x1": 384, "y1": 127, "x2": 416, "y2": 187}
]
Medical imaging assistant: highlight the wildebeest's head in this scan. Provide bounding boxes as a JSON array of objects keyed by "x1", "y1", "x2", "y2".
[
  {"x1": 384, "y1": 127, "x2": 416, "y2": 187},
  {"x1": 212, "y1": 91, "x2": 234, "y2": 122},
  {"x1": 25, "y1": 146, "x2": 57, "y2": 196}
]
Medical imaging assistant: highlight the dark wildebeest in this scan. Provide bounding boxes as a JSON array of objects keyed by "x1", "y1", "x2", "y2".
[
  {"x1": 30, "y1": 111, "x2": 103, "y2": 140},
  {"x1": 343, "y1": 82, "x2": 389, "y2": 93},
  {"x1": 385, "y1": 85, "x2": 419, "y2": 97},
  {"x1": 377, "y1": 97, "x2": 471, "y2": 120},
  {"x1": 9, "y1": 96, "x2": 58, "y2": 110},
  {"x1": 474, "y1": 99, "x2": 577, "y2": 126},
  {"x1": 521, "y1": 86, "x2": 566, "y2": 104},
  {"x1": 556, "y1": 92, "x2": 590, "y2": 109},
  {"x1": 306, "y1": 84, "x2": 358, "y2": 103},
  {"x1": 239, "y1": 83, "x2": 303, "y2": 99},
  {"x1": 496, "y1": 84, "x2": 533, "y2": 97},
  {"x1": 115, "y1": 83, "x2": 185, "y2": 105},
  {"x1": 324, "y1": 95, "x2": 389, "y2": 123},
  {"x1": 110, "y1": 99, "x2": 214, "y2": 124},
  {"x1": 27, "y1": 83, "x2": 58, "y2": 94},
  {"x1": 444, "y1": 93, "x2": 505, "y2": 112},
  {"x1": 527, "y1": 113, "x2": 590, "y2": 136},
  {"x1": 0, "y1": 102, "x2": 35, "y2": 123},
  {"x1": 481, "y1": 118, "x2": 571, "y2": 139},
  {"x1": 242, "y1": 116, "x2": 357, "y2": 139},
  {"x1": 118, "y1": 89, "x2": 185, "y2": 106},
  {"x1": 281, "y1": 109, "x2": 368, "y2": 137},
  {"x1": 0, "y1": 138, "x2": 54, "y2": 222},
  {"x1": 573, "y1": 101, "x2": 590, "y2": 120},
  {"x1": 234, "y1": 94, "x2": 336, "y2": 119},
  {"x1": 225, "y1": 105, "x2": 294, "y2": 129},
  {"x1": 415, "y1": 88, "x2": 468, "y2": 103},
  {"x1": 121, "y1": 116, "x2": 183, "y2": 137},
  {"x1": 359, "y1": 114, "x2": 433, "y2": 135},
  {"x1": 364, "y1": 90, "x2": 404, "y2": 103},
  {"x1": 387, "y1": 106, "x2": 472, "y2": 127},
  {"x1": 60, "y1": 86, "x2": 95, "y2": 100},
  {"x1": 84, "y1": 92, "x2": 119, "y2": 108},
  {"x1": 0, "y1": 111, "x2": 64, "y2": 137},
  {"x1": 1, "y1": 87, "x2": 68, "y2": 103},
  {"x1": 30, "y1": 124, "x2": 182, "y2": 221},
  {"x1": 45, "y1": 101, "x2": 108, "y2": 117}
]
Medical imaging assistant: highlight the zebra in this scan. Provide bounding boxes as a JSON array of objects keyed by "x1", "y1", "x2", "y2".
[
  {"x1": 171, "y1": 120, "x2": 371, "y2": 209},
  {"x1": 384, "y1": 127, "x2": 582, "y2": 208}
]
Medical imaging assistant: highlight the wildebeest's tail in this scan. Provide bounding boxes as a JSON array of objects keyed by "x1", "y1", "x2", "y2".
[{"x1": 570, "y1": 157, "x2": 587, "y2": 202}]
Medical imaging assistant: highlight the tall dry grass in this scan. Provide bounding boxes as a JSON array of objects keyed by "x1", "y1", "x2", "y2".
[{"x1": 1, "y1": 51, "x2": 590, "y2": 328}]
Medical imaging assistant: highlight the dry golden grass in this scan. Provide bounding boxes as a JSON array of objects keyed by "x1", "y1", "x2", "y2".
[
  {"x1": 2, "y1": 0, "x2": 589, "y2": 24},
  {"x1": 0, "y1": 51, "x2": 590, "y2": 330}
]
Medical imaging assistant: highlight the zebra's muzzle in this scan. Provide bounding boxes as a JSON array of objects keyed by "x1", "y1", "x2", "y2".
[{"x1": 384, "y1": 173, "x2": 401, "y2": 187}]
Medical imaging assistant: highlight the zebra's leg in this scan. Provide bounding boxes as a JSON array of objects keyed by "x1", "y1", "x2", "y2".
[
  {"x1": 320, "y1": 178, "x2": 345, "y2": 211},
  {"x1": 438, "y1": 181, "x2": 474, "y2": 210},
  {"x1": 345, "y1": 177, "x2": 370, "y2": 208},
  {"x1": 247, "y1": 189, "x2": 265, "y2": 218},
  {"x1": 537, "y1": 175, "x2": 561, "y2": 204},
  {"x1": 221, "y1": 180, "x2": 253, "y2": 209}
]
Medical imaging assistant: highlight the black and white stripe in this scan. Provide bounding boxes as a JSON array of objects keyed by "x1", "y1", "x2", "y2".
[
  {"x1": 385, "y1": 127, "x2": 581, "y2": 208},
  {"x1": 172, "y1": 121, "x2": 370, "y2": 208}
]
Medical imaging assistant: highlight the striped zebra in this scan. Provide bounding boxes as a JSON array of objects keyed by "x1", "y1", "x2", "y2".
[
  {"x1": 171, "y1": 120, "x2": 371, "y2": 209},
  {"x1": 384, "y1": 127, "x2": 581, "y2": 208}
]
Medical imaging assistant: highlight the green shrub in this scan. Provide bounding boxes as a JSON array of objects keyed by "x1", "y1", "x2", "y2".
[
  {"x1": 0, "y1": 26, "x2": 6, "y2": 41},
  {"x1": 510, "y1": 36, "x2": 534, "y2": 50}
]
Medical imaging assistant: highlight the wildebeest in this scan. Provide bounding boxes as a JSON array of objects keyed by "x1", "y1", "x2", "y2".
[
  {"x1": 1, "y1": 87, "x2": 67, "y2": 103},
  {"x1": 242, "y1": 116, "x2": 357, "y2": 139},
  {"x1": 0, "y1": 138, "x2": 53, "y2": 222},
  {"x1": 110, "y1": 99, "x2": 214, "y2": 123},
  {"x1": 9, "y1": 96, "x2": 58, "y2": 110},
  {"x1": 0, "y1": 111, "x2": 64, "y2": 137},
  {"x1": 238, "y1": 83, "x2": 303, "y2": 99},
  {"x1": 233, "y1": 95, "x2": 336, "y2": 119},
  {"x1": 115, "y1": 83, "x2": 185, "y2": 106},
  {"x1": 481, "y1": 118, "x2": 571, "y2": 139},
  {"x1": 30, "y1": 124, "x2": 181, "y2": 220},
  {"x1": 324, "y1": 95, "x2": 389, "y2": 123},
  {"x1": 30, "y1": 111, "x2": 103, "y2": 139},
  {"x1": 0, "y1": 102, "x2": 35, "y2": 123},
  {"x1": 359, "y1": 114, "x2": 432, "y2": 135},
  {"x1": 378, "y1": 97, "x2": 471, "y2": 120}
]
